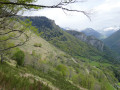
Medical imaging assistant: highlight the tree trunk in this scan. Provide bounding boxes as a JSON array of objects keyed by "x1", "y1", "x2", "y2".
[{"x1": 1, "y1": 54, "x2": 3, "y2": 63}]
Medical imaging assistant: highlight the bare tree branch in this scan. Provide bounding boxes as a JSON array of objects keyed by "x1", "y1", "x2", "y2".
[
  {"x1": 0, "y1": 0, "x2": 90, "y2": 52},
  {"x1": 0, "y1": 17, "x2": 30, "y2": 51},
  {"x1": 0, "y1": 1, "x2": 90, "y2": 20},
  {"x1": 0, "y1": 30, "x2": 29, "y2": 51}
]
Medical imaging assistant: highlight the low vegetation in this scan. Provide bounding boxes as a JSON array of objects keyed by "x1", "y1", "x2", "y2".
[
  {"x1": 0, "y1": 63, "x2": 51, "y2": 90},
  {"x1": 34, "y1": 43, "x2": 42, "y2": 47},
  {"x1": 12, "y1": 49, "x2": 25, "y2": 66}
]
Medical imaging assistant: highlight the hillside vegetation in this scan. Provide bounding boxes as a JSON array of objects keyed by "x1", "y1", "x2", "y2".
[
  {"x1": 0, "y1": 30, "x2": 119, "y2": 90},
  {"x1": 23, "y1": 16, "x2": 119, "y2": 64},
  {"x1": 0, "y1": 16, "x2": 120, "y2": 90},
  {"x1": 16, "y1": 30, "x2": 120, "y2": 90}
]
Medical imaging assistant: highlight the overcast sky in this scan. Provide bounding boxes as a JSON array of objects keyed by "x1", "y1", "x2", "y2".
[{"x1": 23, "y1": 0, "x2": 120, "y2": 31}]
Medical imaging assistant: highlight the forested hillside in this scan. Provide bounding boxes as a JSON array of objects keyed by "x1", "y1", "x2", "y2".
[{"x1": 104, "y1": 30, "x2": 120, "y2": 54}]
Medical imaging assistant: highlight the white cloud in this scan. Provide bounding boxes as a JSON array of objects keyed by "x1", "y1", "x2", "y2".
[
  {"x1": 23, "y1": 0, "x2": 120, "y2": 31},
  {"x1": 95, "y1": 0, "x2": 120, "y2": 12},
  {"x1": 104, "y1": 26, "x2": 120, "y2": 31}
]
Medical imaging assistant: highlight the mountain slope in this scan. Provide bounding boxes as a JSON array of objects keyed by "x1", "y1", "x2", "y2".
[
  {"x1": 82, "y1": 28, "x2": 104, "y2": 39},
  {"x1": 1, "y1": 31, "x2": 85, "y2": 90},
  {"x1": 1, "y1": 30, "x2": 118, "y2": 90},
  {"x1": 11, "y1": 28, "x2": 120, "y2": 90},
  {"x1": 66, "y1": 30, "x2": 104, "y2": 51},
  {"x1": 24, "y1": 16, "x2": 120, "y2": 63},
  {"x1": 5, "y1": 30, "x2": 118, "y2": 90},
  {"x1": 104, "y1": 30, "x2": 120, "y2": 54},
  {"x1": 1, "y1": 16, "x2": 120, "y2": 90},
  {"x1": 23, "y1": 16, "x2": 106, "y2": 60}
]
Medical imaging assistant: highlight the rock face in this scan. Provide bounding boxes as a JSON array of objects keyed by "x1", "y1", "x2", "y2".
[
  {"x1": 66, "y1": 30, "x2": 104, "y2": 51},
  {"x1": 87, "y1": 36, "x2": 104, "y2": 51}
]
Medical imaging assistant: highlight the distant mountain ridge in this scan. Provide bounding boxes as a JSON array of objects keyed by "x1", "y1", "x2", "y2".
[
  {"x1": 101, "y1": 30, "x2": 116, "y2": 37},
  {"x1": 82, "y1": 28, "x2": 104, "y2": 39}
]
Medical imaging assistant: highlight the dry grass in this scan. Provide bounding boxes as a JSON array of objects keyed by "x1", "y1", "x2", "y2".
[{"x1": 18, "y1": 31, "x2": 70, "y2": 62}]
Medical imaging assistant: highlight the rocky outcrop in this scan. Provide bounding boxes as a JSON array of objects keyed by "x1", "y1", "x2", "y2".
[
  {"x1": 66, "y1": 30, "x2": 104, "y2": 51},
  {"x1": 87, "y1": 36, "x2": 104, "y2": 51}
]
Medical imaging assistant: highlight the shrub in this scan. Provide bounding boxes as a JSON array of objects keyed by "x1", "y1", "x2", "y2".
[
  {"x1": 56, "y1": 64, "x2": 68, "y2": 77},
  {"x1": 13, "y1": 50, "x2": 25, "y2": 66},
  {"x1": 34, "y1": 43, "x2": 42, "y2": 47}
]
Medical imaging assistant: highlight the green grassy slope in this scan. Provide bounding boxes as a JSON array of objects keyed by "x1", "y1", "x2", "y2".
[
  {"x1": 0, "y1": 16, "x2": 120, "y2": 90},
  {"x1": 0, "y1": 62, "x2": 51, "y2": 90},
  {"x1": 1, "y1": 29, "x2": 120, "y2": 90},
  {"x1": 0, "y1": 31, "x2": 82, "y2": 90}
]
